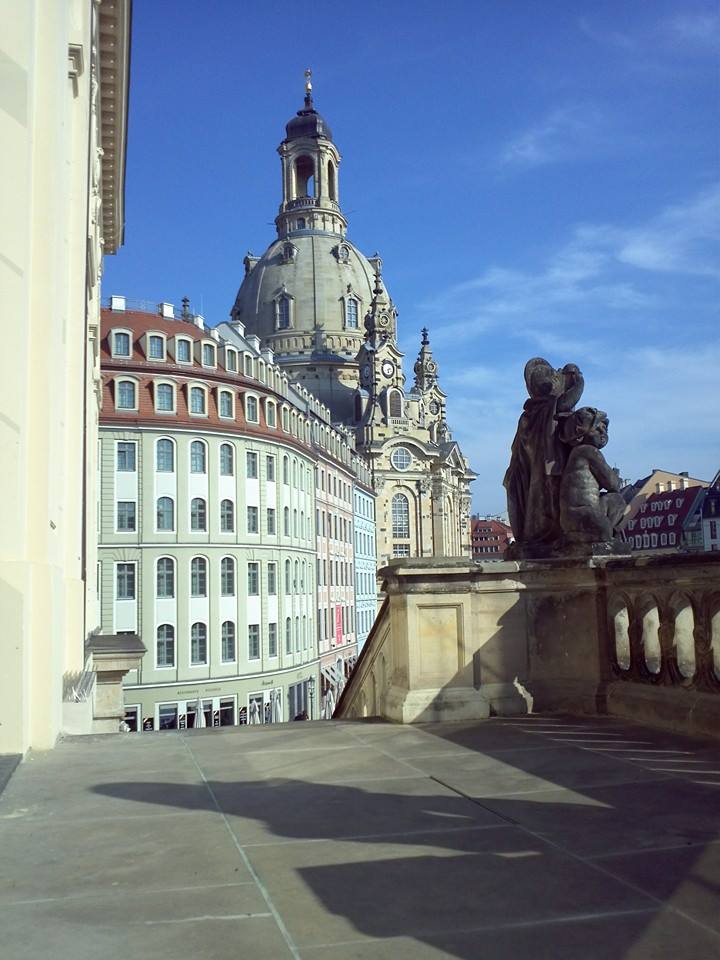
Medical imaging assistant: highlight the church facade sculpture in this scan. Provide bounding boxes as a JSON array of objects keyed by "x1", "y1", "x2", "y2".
[{"x1": 505, "y1": 359, "x2": 630, "y2": 557}]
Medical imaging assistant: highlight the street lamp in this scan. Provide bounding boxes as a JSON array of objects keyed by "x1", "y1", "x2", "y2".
[{"x1": 307, "y1": 674, "x2": 315, "y2": 720}]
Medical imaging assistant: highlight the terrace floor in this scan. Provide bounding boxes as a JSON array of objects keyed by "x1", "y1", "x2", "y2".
[{"x1": 1, "y1": 714, "x2": 719, "y2": 959}]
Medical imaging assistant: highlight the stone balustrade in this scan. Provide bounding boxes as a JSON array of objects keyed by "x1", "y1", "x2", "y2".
[{"x1": 335, "y1": 553, "x2": 720, "y2": 739}]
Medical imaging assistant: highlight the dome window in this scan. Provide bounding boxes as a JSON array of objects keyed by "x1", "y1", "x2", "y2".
[
  {"x1": 281, "y1": 242, "x2": 297, "y2": 264},
  {"x1": 277, "y1": 295, "x2": 292, "y2": 330},
  {"x1": 345, "y1": 297, "x2": 359, "y2": 329}
]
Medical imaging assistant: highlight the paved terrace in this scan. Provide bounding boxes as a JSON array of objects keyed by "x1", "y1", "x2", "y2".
[{"x1": 1, "y1": 715, "x2": 719, "y2": 960}]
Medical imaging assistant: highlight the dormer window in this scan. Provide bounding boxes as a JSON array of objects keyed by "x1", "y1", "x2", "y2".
[
  {"x1": 148, "y1": 335, "x2": 165, "y2": 360},
  {"x1": 244, "y1": 354, "x2": 254, "y2": 378},
  {"x1": 265, "y1": 400, "x2": 277, "y2": 428},
  {"x1": 225, "y1": 348, "x2": 237, "y2": 373},
  {"x1": 189, "y1": 385, "x2": 207, "y2": 415},
  {"x1": 116, "y1": 378, "x2": 137, "y2": 410},
  {"x1": 176, "y1": 338, "x2": 192, "y2": 364},
  {"x1": 202, "y1": 343, "x2": 216, "y2": 367},
  {"x1": 245, "y1": 395, "x2": 259, "y2": 423},
  {"x1": 155, "y1": 382, "x2": 175, "y2": 413},
  {"x1": 218, "y1": 389, "x2": 234, "y2": 419},
  {"x1": 281, "y1": 242, "x2": 298, "y2": 264},
  {"x1": 112, "y1": 331, "x2": 131, "y2": 357}
]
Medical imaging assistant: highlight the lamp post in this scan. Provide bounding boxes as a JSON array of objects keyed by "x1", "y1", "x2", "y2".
[{"x1": 307, "y1": 674, "x2": 315, "y2": 720}]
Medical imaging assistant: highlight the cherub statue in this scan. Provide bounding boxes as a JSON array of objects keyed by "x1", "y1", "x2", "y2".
[
  {"x1": 504, "y1": 358, "x2": 584, "y2": 552},
  {"x1": 558, "y1": 407, "x2": 626, "y2": 544}
]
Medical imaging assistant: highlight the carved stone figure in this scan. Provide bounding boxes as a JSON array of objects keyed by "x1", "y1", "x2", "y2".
[
  {"x1": 558, "y1": 407, "x2": 626, "y2": 544},
  {"x1": 504, "y1": 358, "x2": 584, "y2": 552}
]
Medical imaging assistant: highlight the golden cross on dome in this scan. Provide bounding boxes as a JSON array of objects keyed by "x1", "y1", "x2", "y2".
[{"x1": 304, "y1": 68, "x2": 313, "y2": 96}]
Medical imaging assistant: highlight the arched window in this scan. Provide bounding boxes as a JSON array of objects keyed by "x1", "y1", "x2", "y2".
[
  {"x1": 285, "y1": 559, "x2": 291, "y2": 594},
  {"x1": 190, "y1": 440, "x2": 206, "y2": 473},
  {"x1": 302, "y1": 615, "x2": 307, "y2": 650},
  {"x1": 156, "y1": 438, "x2": 174, "y2": 472},
  {"x1": 220, "y1": 557, "x2": 235, "y2": 596},
  {"x1": 345, "y1": 298, "x2": 359, "y2": 329},
  {"x1": 191, "y1": 498, "x2": 207, "y2": 531},
  {"x1": 156, "y1": 624, "x2": 175, "y2": 668},
  {"x1": 293, "y1": 509, "x2": 298, "y2": 537},
  {"x1": 220, "y1": 443, "x2": 234, "y2": 476},
  {"x1": 220, "y1": 499, "x2": 234, "y2": 532},
  {"x1": 296, "y1": 154, "x2": 314, "y2": 197},
  {"x1": 388, "y1": 391, "x2": 403, "y2": 418},
  {"x1": 284, "y1": 506, "x2": 290, "y2": 537},
  {"x1": 278, "y1": 298, "x2": 291, "y2": 329},
  {"x1": 156, "y1": 496, "x2": 174, "y2": 531},
  {"x1": 297, "y1": 217, "x2": 306, "y2": 230},
  {"x1": 283, "y1": 455, "x2": 290, "y2": 484},
  {"x1": 246, "y1": 395, "x2": 259, "y2": 422},
  {"x1": 221, "y1": 621, "x2": 236, "y2": 662},
  {"x1": 294, "y1": 560, "x2": 299, "y2": 592},
  {"x1": 191, "y1": 622, "x2": 207, "y2": 665},
  {"x1": 156, "y1": 557, "x2": 175, "y2": 598},
  {"x1": 190, "y1": 557, "x2": 207, "y2": 597},
  {"x1": 156, "y1": 383, "x2": 174, "y2": 412},
  {"x1": 328, "y1": 159, "x2": 337, "y2": 201},
  {"x1": 285, "y1": 617, "x2": 292, "y2": 654},
  {"x1": 219, "y1": 390, "x2": 234, "y2": 418},
  {"x1": 392, "y1": 493, "x2": 410, "y2": 538},
  {"x1": 295, "y1": 616, "x2": 300, "y2": 652},
  {"x1": 189, "y1": 386, "x2": 206, "y2": 415},
  {"x1": 116, "y1": 380, "x2": 136, "y2": 410}
]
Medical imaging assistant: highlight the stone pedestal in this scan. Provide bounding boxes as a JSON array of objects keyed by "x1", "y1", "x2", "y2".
[{"x1": 86, "y1": 634, "x2": 145, "y2": 734}]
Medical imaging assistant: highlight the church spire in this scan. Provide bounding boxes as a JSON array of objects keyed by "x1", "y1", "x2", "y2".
[
  {"x1": 275, "y1": 74, "x2": 346, "y2": 240},
  {"x1": 413, "y1": 327, "x2": 439, "y2": 391},
  {"x1": 363, "y1": 268, "x2": 396, "y2": 342}
]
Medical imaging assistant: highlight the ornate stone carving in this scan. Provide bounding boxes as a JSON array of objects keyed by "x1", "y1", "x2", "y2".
[{"x1": 505, "y1": 358, "x2": 630, "y2": 557}]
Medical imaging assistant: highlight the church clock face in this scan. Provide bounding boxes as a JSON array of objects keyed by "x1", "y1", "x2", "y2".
[{"x1": 381, "y1": 360, "x2": 394, "y2": 378}]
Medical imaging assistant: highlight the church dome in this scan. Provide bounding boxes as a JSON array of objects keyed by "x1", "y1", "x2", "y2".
[
  {"x1": 285, "y1": 102, "x2": 333, "y2": 141},
  {"x1": 231, "y1": 233, "x2": 383, "y2": 355}
]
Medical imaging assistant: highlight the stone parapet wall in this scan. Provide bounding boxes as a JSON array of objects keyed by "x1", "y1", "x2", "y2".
[{"x1": 335, "y1": 554, "x2": 720, "y2": 738}]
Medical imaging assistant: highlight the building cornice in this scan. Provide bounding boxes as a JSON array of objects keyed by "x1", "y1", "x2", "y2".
[{"x1": 98, "y1": 0, "x2": 132, "y2": 253}]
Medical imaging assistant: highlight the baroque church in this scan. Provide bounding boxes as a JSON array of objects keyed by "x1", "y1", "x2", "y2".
[{"x1": 231, "y1": 74, "x2": 475, "y2": 564}]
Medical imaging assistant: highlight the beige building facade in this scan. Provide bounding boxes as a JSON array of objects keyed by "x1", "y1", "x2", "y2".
[{"x1": 0, "y1": 0, "x2": 131, "y2": 753}]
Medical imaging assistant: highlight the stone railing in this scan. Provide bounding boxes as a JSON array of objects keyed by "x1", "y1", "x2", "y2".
[{"x1": 335, "y1": 553, "x2": 720, "y2": 738}]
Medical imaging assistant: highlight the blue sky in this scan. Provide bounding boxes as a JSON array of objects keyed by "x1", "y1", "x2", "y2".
[{"x1": 105, "y1": 0, "x2": 719, "y2": 514}]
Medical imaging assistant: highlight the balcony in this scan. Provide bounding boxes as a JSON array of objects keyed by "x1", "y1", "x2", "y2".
[
  {"x1": 1, "y1": 714, "x2": 718, "y2": 956},
  {"x1": 286, "y1": 197, "x2": 318, "y2": 210}
]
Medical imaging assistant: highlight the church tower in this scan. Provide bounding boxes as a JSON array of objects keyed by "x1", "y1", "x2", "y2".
[
  {"x1": 231, "y1": 72, "x2": 381, "y2": 422},
  {"x1": 230, "y1": 77, "x2": 476, "y2": 561}
]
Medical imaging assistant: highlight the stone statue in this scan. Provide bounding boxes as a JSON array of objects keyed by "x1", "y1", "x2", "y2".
[
  {"x1": 558, "y1": 407, "x2": 626, "y2": 544},
  {"x1": 504, "y1": 358, "x2": 584, "y2": 553},
  {"x1": 505, "y1": 359, "x2": 630, "y2": 557}
]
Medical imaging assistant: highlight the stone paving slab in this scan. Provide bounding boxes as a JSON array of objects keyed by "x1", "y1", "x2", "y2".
[{"x1": 0, "y1": 714, "x2": 718, "y2": 959}]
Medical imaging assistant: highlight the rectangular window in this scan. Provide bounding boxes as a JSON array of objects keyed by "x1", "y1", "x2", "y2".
[
  {"x1": 266, "y1": 403, "x2": 276, "y2": 428},
  {"x1": 116, "y1": 562, "x2": 135, "y2": 600},
  {"x1": 176, "y1": 339, "x2": 192, "y2": 363},
  {"x1": 221, "y1": 622, "x2": 236, "y2": 662},
  {"x1": 266, "y1": 507, "x2": 276, "y2": 535},
  {"x1": 393, "y1": 544, "x2": 411, "y2": 557},
  {"x1": 117, "y1": 501, "x2": 136, "y2": 531},
  {"x1": 116, "y1": 441, "x2": 136, "y2": 472},
  {"x1": 225, "y1": 349, "x2": 237, "y2": 372},
  {"x1": 248, "y1": 624, "x2": 260, "y2": 660},
  {"x1": 246, "y1": 452, "x2": 258, "y2": 478},
  {"x1": 266, "y1": 455, "x2": 275, "y2": 481},
  {"x1": 267, "y1": 562, "x2": 277, "y2": 595},
  {"x1": 247, "y1": 561, "x2": 259, "y2": 595},
  {"x1": 148, "y1": 335, "x2": 164, "y2": 359},
  {"x1": 247, "y1": 505, "x2": 259, "y2": 534},
  {"x1": 268, "y1": 623, "x2": 277, "y2": 657}
]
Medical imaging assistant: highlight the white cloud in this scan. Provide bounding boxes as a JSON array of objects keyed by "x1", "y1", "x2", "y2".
[
  {"x1": 419, "y1": 188, "x2": 720, "y2": 514},
  {"x1": 663, "y1": 12, "x2": 720, "y2": 47},
  {"x1": 498, "y1": 105, "x2": 606, "y2": 170}
]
